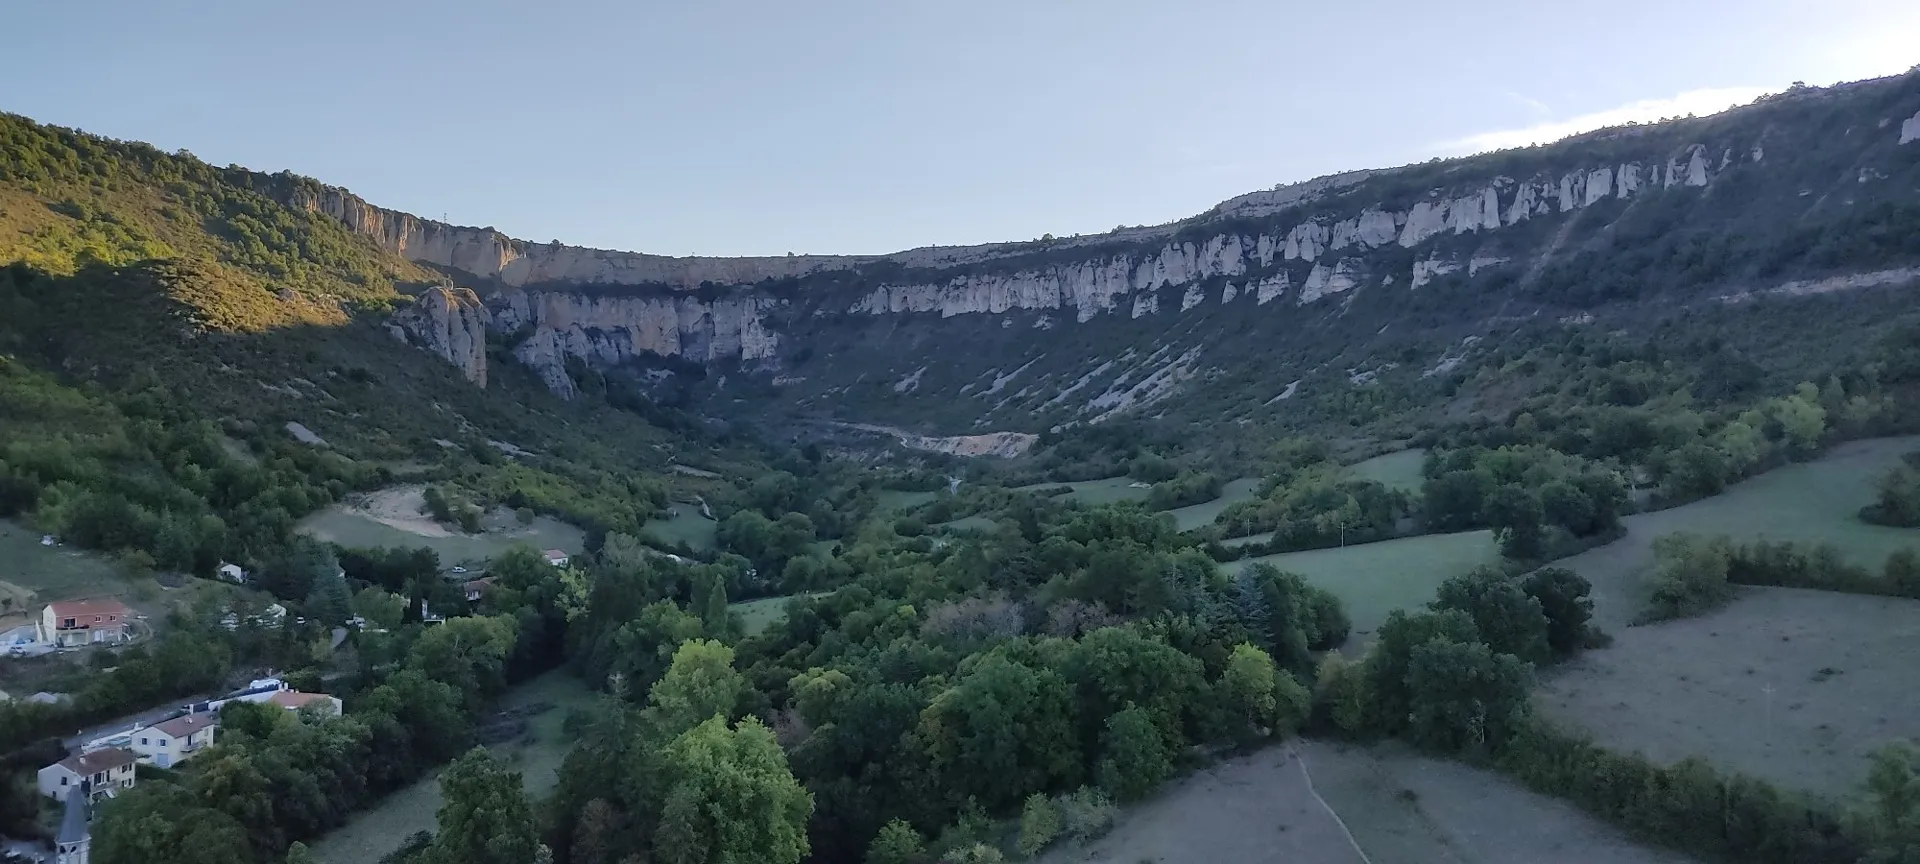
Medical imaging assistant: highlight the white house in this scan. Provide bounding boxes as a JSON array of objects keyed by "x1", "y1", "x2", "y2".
[
  {"x1": 37, "y1": 599, "x2": 133, "y2": 648},
  {"x1": 55, "y1": 791, "x2": 90, "y2": 864},
  {"x1": 543, "y1": 549, "x2": 571, "y2": 567},
  {"x1": 218, "y1": 562, "x2": 247, "y2": 583},
  {"x1": 269, "y1": 690, "x2": 344, "y2": 716},
  {"x1": 38, "y1": 748, "x2": 137, "y2": 802},
  {"x1": 131, "y1": 713, "x2": 218, "y2": 767}
]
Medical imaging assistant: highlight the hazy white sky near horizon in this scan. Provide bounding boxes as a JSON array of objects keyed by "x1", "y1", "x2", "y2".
[{"x1": 4, "y1": 1, "x2": 1917, "y2": 257}]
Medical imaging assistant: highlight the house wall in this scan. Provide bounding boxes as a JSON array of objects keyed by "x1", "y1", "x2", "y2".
[
  {"x1": 37, "y1": 763, "x2": 134, "y2": 801},
  {"x1": 133, "y1": 726, "x2": 215, "y2": 767}
]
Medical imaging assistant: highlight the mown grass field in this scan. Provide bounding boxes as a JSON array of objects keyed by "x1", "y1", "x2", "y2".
[
  {"x1": 1345, "y1": 447, "x2": 1427, "y2": 494},
  {"x1": 1536, "y1": 435, "x2": 1920, "y2": 799},
  {"x1": 1228, "y1": 530, "x2": 1500, "y2": 640},
  {"x1": 1165, "y1": 477, "x2": 1262, "y2": 531},
  {"x1": 642, "y1": 508, "x2": 719, "y2": 552},
  {"x1": 307, "y1": 671, "x2": 594, "y2": 864},
  {"x1": 295, "y1": 507, "x2": 584, "y2": 568}
]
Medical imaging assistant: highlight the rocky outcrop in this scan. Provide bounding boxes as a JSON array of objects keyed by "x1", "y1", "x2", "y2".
[
  {"x1": 389, "y1": 287, "x2": 491, "y2": 386},
  {"x1": 490, "y1": 289, "x2": 779, "y2": 397},
  {"x1": 1903, "y1": 108, "x2": 1920, "y2": 145}
]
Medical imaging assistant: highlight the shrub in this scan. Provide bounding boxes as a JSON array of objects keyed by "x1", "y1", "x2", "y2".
[
  {"x1": 1015, "y1": 793, "x2": 1061, "y2": 857},
  {"x1": 1057, "y1": 788, "x2": 1117, "y2": 845}
]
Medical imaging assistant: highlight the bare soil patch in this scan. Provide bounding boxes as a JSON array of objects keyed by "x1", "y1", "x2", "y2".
[
  {"x1": 1045, "y1": 742, "x2": 1690, "y2": 864},
  {"x1": 1538, "y1": 587, "x2": 1920, "y2": 801}
]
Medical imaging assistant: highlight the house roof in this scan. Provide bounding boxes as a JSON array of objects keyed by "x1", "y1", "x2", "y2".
[
  {"x1": 57, "y1": 747, "x2": 136, "y2": 776},
  {"x1": 56, "y1": 789, "x2": 89, "y2": 845},
  {"x1": 542, "y1": 549, "x2": 569, "y2": 558},
  {"x1": 268, "y1": 690, "x2": 334, "y2": 710},
  {"x1": 148, "y1": 713, "x2": 215, "y2": 739},
  {"x1": 47, "y1": 598, "x2": 133, "y2": 622}
]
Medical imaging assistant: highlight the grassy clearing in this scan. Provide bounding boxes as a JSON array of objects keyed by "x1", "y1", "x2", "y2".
[
  {"x1": 1014, "y1": 476, "x2": 1150, "y2": 506},
  {"x1": 875, "y1": 489, "x2": 938, "y2": 512},
  {"x1": 1345, "y1": 447, "x2": 1427, "y2": 494},
  {"x1": 731, "y1": 591, "x2": 832, "y2": 636},
  {"x1": 1165, "y1": 477, "x2": 1262, "y2": 531},
  {"x1": 295, "y1": 506, "x2": 583, "y2": 568},
  {"x1": 307, "y1": 671, "x2": 594, "y2": 864},
  {"x1": 934, "y1": 515, "x2": 1000, "y2": 534},
  {"x1": 1534, "y1": 436, "x2": 1920, "y2": 798},
  {"x1": 1228, "y1": 530, "x2": 1500, "y2": 640},
  {"x1": 0, "y1": 520, "x2": 128, "y2": 604},
  {"x1": 1043, "y1": 741, "x2": 1686, "y2": 864},
  {"x1": 642, "y1": 508, "x2": 719, "y2": 553},
  {"x1": 1560, "y1": 435, "x2": 1920, "y2": 631}
]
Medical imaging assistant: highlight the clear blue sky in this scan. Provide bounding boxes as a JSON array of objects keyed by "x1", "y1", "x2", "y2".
[{"x1": 6, "y1": 0, "x2": 1916, "y2": 256}]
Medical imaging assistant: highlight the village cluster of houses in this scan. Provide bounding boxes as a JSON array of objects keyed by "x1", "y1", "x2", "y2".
[{"x1": 30, "y1": 679, "x2": 343, "y2": 864}]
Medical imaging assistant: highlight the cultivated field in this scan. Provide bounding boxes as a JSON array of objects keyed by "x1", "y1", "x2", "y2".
[
  {"x1": 1346, "y1": 448, "x2": 1427, "y2": 494},
  {"x1": 1535, "y1": 435, "x2": 1920, "y2": 800},
  {"x1": 1228, "y1": 530, "x2": 1499, "y2": 640},
  {"x1": 642, "y1": 508, "x2": 719, "y2": 552},
  {"x1": 1044, "y1": 741, "x2": 1689, "y2": 864},
  {"x1": 295, "y1": 487, "x2": 585, "y2": 568},
  {"x1": 1165, "y1": 477, "x2": 1261, "y2": 531},
  {"x1": 307, "y1": 671, "x2": 593, "y2": 864}
]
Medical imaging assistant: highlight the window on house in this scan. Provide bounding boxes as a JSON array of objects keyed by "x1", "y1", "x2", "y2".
[
  {"x1": 157, "y1": 738, "x2": 167, "y2": 746},
  {"x1": 60, "y1": 777, "x2": 68, "y2": 786},
  {"x1": 139, "y1": 737, "x2": 148, "y2": 745},
  {"x1": 63, "y1": 618, "x2": 75, "y2": 627}
]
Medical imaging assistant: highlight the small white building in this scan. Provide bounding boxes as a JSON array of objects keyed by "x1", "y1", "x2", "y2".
[
  {"x1": 38, "y1": 748, "x2": 136, "y2": 802},
  {"x1": 543, "y1": 549, "x2": 571, "y2": 567},
  {"x1": 131, "y1": 713, "x2": 218, "y2": 768},
  {"x1": 218, "y1": 562, "x2": 248, "y2": 583}
]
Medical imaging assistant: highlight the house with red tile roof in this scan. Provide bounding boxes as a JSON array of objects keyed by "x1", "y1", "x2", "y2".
[
  {"x1": 38, "y1": 599, "x2": 132, "y2": 648},
  {"x1": 37, "y1": 748, "x2": 137, "y2": 801}
]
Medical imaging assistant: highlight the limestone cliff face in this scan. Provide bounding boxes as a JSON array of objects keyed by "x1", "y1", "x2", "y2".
[
  {"x1": 388, "y1": 287, "x2": 491, "y2": 386},
  {"x1": 283, "y1": 72, "x2": 1920, "y2": 407}
]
